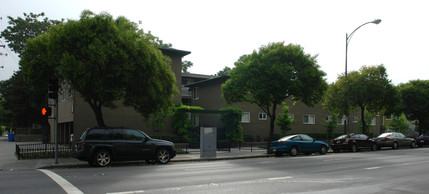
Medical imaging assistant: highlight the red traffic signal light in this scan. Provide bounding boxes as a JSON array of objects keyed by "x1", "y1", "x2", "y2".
[{"x1": 42, "y1": 107, "x2": 52, "y2": 116}]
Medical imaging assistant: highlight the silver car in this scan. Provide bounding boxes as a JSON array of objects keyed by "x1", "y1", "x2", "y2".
[{"x1": 374, "y1": 132, "x2": 416, "y2": 150}]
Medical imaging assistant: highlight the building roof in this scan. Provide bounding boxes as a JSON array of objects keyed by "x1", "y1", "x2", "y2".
[
  {"x1": 185, "y1": 75, "x2": 230, "y2": 87},
  {"x1": 159, "y1": 47, "x2": 191, "y2": 57},
  {"x1": 182, "y1": 73, "x2": 215, "y2": 80}
]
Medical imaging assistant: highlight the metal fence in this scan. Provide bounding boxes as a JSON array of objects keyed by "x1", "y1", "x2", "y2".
[
  {"x1": 175, "y1": 142, "x2": 267, "y2": 153},
  {"x1": 15, "y1": 143, "x2": 75, "y2": 160}
]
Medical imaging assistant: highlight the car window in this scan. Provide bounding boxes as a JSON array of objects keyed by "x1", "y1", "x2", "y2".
[
  {"x1": 336, "y1": 135, "x2": 349, "y2": 139},
  {"x1": 360, "y1": 134, "x2": 369, "y2": 139},
  {"x1": 125, "y1": 129, "x2": 145, "y2": 141},
  {"x1": 378, "y1": 133, "x2": 392, "y2": 138},
  {"x1": 290, "y1": 136, "x2": 302, "y2": 141},
  {"x1": 108, "y1": 129, "x2": 125, "y2": 140},
  {"x1": 351, "y1": 134, "x2": 360, "y2": 138},
  {"x1": 300, "y1": 135, "x2": 314, "y2": 141},
  {"x1": 396, "y1": 133, "x2": 406, "y2": 138},
  {"x1": 85, "y1": 129, "x2": 106, "y2": 140},
  {"x1": 279, "y1": 135, "x2": 295, "y2": 141}
]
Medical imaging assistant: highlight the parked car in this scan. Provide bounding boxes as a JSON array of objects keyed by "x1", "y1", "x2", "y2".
[
  {"x1": 269, "y1": 134, "x2": 329, "y2": 157},
  {"x1": 331, "y1": 133, "x2": 377, "y2": 153},
  {"x1": 416, "y1": 133, "x2": 429, "y2": 147},
  {"x1": 75, "y1": 127, "x2": 176, "y2": 167},
  {"x1": 374, "y1": 132, "x2": 416, "y2": 150}
]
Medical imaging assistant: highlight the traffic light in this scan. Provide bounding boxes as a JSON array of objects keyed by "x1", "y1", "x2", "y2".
[
  {"x1": 48, "y1": 76, "x2": 59, "y2": 100},
  {"x1": 42, "y1": 107, "x2": 52, "y2": 116}
]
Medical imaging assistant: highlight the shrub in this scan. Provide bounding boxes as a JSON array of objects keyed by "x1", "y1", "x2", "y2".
[{"x1": 220, "y1": 106, "x2": 244, "y2": 143}]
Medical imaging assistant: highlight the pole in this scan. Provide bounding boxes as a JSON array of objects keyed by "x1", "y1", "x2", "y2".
[{"x1": 54, "y1": 99, "x2": 58, "y2": 164}]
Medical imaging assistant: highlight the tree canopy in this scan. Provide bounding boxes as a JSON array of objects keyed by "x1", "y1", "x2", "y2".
[
  {"x1": 397, "y1": 80, "x2": 429, "y2": 135},
  {"x1": 20, "y1": 10, "x2": 177, "y2": 127},
  {"x1": 222, "y1": 42, "x2": 327, "y2": 145},
  {"x1": 324, "y1": 65, "x2": 397, "y2": 134}
]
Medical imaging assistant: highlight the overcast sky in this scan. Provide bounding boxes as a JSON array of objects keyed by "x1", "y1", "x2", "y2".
[{"x1": 1, "y1": 0, "x2": 428, "y2": 85}]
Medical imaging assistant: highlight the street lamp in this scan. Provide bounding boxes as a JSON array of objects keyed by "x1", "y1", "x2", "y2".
[{"x1": 343, "y1": 19, "x2": 381, "y2": 134}]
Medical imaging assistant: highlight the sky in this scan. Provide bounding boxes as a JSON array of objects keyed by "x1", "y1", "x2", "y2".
[{"x1": 1, "y1": 0, "x2": 428, "y2": 85}]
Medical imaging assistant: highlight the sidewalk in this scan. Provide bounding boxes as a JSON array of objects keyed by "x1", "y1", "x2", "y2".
[{"x1": 0, "y1": 136, "x2": 269, "y2": 171}]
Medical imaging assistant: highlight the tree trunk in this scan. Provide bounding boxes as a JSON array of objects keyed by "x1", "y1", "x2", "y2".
[
  {"x1": 267, "y1": 104, "x2": 277, "y2": 153},
  {"x1": 88, "y1": 99, "x2": 106, "y2": 127},
  {"x1": 360, "y1": 106, "x2": 366, "y2": 134}
]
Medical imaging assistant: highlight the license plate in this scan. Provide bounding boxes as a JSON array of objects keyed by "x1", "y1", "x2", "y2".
[
  {"x1": 273, "y1": 149, "x2": 276, "y2": 152},
  {"x1": 421, "y1": 140, "x2": 424, "y2": 143}
]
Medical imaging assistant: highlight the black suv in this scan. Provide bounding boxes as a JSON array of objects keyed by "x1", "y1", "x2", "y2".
[{"x1": 75, "y1": 127, "x2": 176, "y2": 167}]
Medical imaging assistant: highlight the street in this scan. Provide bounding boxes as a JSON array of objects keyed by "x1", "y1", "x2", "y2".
[{"x1": 1, "y1": 148, "x2": 429, "y2": 194}]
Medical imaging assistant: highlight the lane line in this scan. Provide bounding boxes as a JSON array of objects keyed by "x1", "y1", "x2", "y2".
[
  {"x1": 365, "y1": 167, "x2": 382, "y2": 170},
  {"x1": 267, "y1": 176, "x2": 293, "y2": 181},
  {"x1": 38, "y1": 169, "x2": 83, "y2": 194}
]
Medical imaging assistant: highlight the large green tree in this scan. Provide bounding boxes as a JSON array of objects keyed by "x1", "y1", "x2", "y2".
[
  {"x1": 324, "y1": 65, "x2": 397, "y2": 134},
  {"x1": 20, "y1": 10, "x2": 177, "y2": 127},
  {"x1": 0, "y1": 12, "x2": 61, "y2": 127},
  {"x1": 222, "y1": 42, "x2": 327, "y2": 147},
  {"x1": 397, "y1": 80, "x2": 429, "y2": 135},
  {"x1": 1, "y1": 12, "x2": 61, "y2": 55}
]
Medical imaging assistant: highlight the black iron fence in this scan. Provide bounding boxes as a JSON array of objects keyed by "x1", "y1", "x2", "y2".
[
  {"x1": 175, "y1": 142, "x2": 267, "y2": 153},
  {"x1": 15, "y1": 143, "x2": 75, "y2": 160}
]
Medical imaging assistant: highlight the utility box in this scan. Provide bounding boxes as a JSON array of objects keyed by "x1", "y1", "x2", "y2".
[{"x1": 200, "y1": 127, "x2": 217, "y2": 158}]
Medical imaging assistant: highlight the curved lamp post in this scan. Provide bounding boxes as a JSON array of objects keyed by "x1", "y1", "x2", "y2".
[{"x1": 343, "y1": 19, "x2": 381, "y2": 134}]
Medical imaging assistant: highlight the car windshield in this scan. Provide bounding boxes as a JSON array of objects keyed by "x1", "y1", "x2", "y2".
[
  {"x1": 278, "y1": 135, "x2": 296, "y2": 141},
  {"x1": 378, "y1": 133, "x2": 392, "y2": 138},
  {"x1": 336, "y1": 135, "x2": 349, "y2": 139}
]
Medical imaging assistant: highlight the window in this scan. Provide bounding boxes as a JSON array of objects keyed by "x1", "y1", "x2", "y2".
[
  {"x1": 300, "y1": 134, "x2": 314, "y2": 141},
  {"x1": 193, "y1": 114, "x2": 200, "y2": 127},
  {"x1": 85, "y1": 129, "x2": 106, "y2": 140},
  {"x1": 352, "y1": 116, "x2": 359, "y2": 123},
  {"x1": 385, "y1": 114, "x2": 392, "y2": 120},
  {"x1": 289, "y1": 114, "x2": 294, "y2": 121},
  {"x1": 258, "y1": 113, "x2": 267, "y2": 120},
  {"x1": 125, "y1": 129, "x2": 145, "y2": 141},
  {"x1": 242, "y1": 112, "x2": 250, "y2": 123},
  {"x1": 193, "y1": 87, "x2": 199, "y2": 100},
  {"x1": 108, "y1": 129, "x2": 124, "y2": 140},
  {"x1": 338, "y1": 115, "x2": 346, "y2": 125},
  {"x1": 325, "y1": 115, "x2": 332, "y2": 121},
  {"x1": 303, "y1": 115, "x2": 315, "y2": 124}
]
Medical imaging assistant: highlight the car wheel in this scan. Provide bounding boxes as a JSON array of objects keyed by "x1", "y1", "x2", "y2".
[
  {"x1": 351, "y1": 144, "x2": 358, "y2": 152},
  {"x1": 290, "y1": 146, "x2": 298, "y2": 156},
  {"x1": 392, "y1": 142, "x2": 399, "y2": 150},
  {"x1": 371, "y1": 143, "x2": 377, "y2": 151},
  {"x1": 94, "y1": 150, "x2": 111, "y2": 167},
  {"x1": 319, "y1": 145, "x2": 327, "y2": 155},
  {"x1": 156, "y1": 148, "x2": 171, "y2": 164},
  {"x1": 410, "y1": 141, "x2": 416, "y2": 148}
]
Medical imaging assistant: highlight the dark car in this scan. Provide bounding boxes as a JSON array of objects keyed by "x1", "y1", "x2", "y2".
[
  {"x1": 75, "y1": 127, "x2": 176, "y2": 167},
  {"x1": 331, "y1": 133, "x2": 377, "y2": 153},
  {"x1": 416, "y1": 133, "x2": 429, "y2": 147},
  {"x1": 374, "y1": 132, "x2": 416, "y2": 150},
  {"x1": 268, "y1": 134, "x2": 329, "y2": 157}
]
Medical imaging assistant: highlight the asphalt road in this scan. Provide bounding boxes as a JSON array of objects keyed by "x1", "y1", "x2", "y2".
[{"x1": 1, "y1": 148, "x2": 429, "y2": 194}]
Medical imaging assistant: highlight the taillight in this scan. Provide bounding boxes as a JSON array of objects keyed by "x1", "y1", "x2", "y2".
[
  {"x1": 279, "y1": 142, "x2": 286, "y2": 145},
  {"x1": 384, "y1": 137, "x2": 390, "y2": 141},
  {"x1": 345, "y1": 138, "x2": 350, "y2": 143},
  {"x1": 80, "y1": 141, "x2": 85, "y2": 148}
]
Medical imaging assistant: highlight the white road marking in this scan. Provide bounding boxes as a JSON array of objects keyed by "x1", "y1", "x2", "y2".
[
  {"x1": 267, "y1": 176, "x2": 293, "y2": 181},
  {"x1": 38, "y1": 169, "x2": 83, "y2": 194},
  {"x1": 365, "y1": 166, "x2": 382, "y2": 170}
]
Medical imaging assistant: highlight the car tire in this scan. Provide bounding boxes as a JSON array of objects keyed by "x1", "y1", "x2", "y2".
[
  {"x1": 93, "y1": 150, "x2": 112, "y2": 167},
  {"x1": 156, "y1": 148, "x2": 171, "y2": 164},
  {"x1": 351, "y1": 144, "x2": 358, "y2": 152},
  {"x1": 410, "y1": 141, "x2": 416, "y2": 148},
  {"x1": 392, "y1": 142, "x2": 399, "y2": 150},
  {"x1": 290, "y1": 146, "x2": 298, "y2": 156},
  {"x1": 371, "y1": 143, "x2": 377, "y2": 151},
  {"x1": 319, "y1": 145, "x2": 327, "y2": 155}
]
